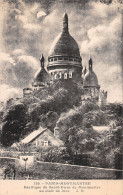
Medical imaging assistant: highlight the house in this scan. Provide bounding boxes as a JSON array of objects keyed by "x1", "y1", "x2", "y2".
[{"x1": 18, "y1": 126, "x2": 64, "y2": 149}]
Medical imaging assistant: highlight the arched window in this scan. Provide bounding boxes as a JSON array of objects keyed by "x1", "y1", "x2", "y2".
[
  {"x1": 64, "y1": 73, "x2": 67, "y2": 79},
  {"x1": 59, "y1": 72, "x2": 62, "y2": 79},
  {"x1": 54, "y1": 74, "x2": 57, "y2": 80},
  {"x1": 69, "y1": 72, "x2": 72, "y2": 78}
]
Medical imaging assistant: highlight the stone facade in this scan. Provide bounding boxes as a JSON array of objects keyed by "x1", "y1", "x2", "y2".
[
  {"x1": 23, "y1": 88, "x2": 33, "y2": 97},
  {"x1": 99, "y1": 90, "x2": 107, "y2": 106}
]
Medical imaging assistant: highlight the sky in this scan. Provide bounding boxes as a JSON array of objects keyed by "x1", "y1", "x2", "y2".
[{"x1": 0, "y1": 0, "x2": 122, "y2": 103}]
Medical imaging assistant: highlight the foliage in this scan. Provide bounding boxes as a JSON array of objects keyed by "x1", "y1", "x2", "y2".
[
  {"x1": 39, "y1": 111, "x2": 59, "y2": 132},
  {"x1": 0, "y1": 80, "x2": 122, "y2": 170},
  {"x1": 40, "y1": 147, "x2": 70, "y2": 164},
  {"x1": 82, "y1": 110, "x2": 108, "y2": 127},
  {"x1": 1, "y1": 104, "x2": 28, "y2": 146},
  {"x1": 89, "y1": 127, "x2": 123, "y2": 169}
]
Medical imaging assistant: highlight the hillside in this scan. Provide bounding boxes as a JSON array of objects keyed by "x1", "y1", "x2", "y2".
[{"x1": 0, "y1": 80, "x2": 122, "y2": 170}]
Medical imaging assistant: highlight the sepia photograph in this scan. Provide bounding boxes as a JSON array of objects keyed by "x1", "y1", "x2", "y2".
[{"x1": 0, "y1": 0, "x2": 122, "y2": 194}]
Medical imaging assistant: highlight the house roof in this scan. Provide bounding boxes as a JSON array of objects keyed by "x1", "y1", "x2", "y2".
[
  {"x1": 20, "y1": 126, "x2": 64, "y2": 147},
  {"x1": 20, "y1": 126, "x2": 46, "y2": 144}
]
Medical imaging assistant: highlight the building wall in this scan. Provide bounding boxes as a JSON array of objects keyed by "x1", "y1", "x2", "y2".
[
  {"x1": 47, "y1": 56, "x2": 82, "y2": 81},
  {"x1": 82, "y1": 86, "x2": 100, "y2": 100},
  {"x1": 28, "y1": 135, "x2": 52, "y2": 150},
  {"x1": 99, "y1": 90, "x2": 107, "y2": 106}
]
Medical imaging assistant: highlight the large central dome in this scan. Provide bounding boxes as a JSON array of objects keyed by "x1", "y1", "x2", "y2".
[
  {"x1": 47, "y1": 13, "x2": 82, "y2": 81},
  {"x1": 49, "y1": 32, "x2": 80, "y2": 58},
  {"x1": 48, "y1": 13, "x2": 81, "y2": 58}
]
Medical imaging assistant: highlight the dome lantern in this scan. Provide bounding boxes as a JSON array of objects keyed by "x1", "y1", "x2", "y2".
[
  {"x1": 62, "y1": 13, "x2": 69, "y2": 33},
  {"x1": 89, "y1": 57, "x2": 93, "y2": 71},
  {"x1": 40, "y1": 54, "x2": 45, "y2": 68}
]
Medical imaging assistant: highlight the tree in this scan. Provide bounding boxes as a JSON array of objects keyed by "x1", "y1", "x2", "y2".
[
  {"x1": 1, "y1": 104, "x2": 28, "y2": 146},
  {"x1": 39, "y1": 111, "x2": 59, "y2": 132},
  {"x1": 42, "y1": 147, "x2": 70, "y2": 163}
]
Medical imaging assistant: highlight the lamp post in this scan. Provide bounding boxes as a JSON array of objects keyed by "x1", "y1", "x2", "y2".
[{"x1": 22, "y1": 157, "x2": 28, "y2": 172}]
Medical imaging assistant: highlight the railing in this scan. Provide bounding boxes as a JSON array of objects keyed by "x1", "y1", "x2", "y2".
[
  {"x1": 37, "y1": 160, "x2": 123, "y2": 172},
  {"x1": 0, "y1": 151, "x2": 37, "y2": 158}
]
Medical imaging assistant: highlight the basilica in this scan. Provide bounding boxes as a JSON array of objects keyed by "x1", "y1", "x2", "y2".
[{"x1": 23, "y1": 13, "x2": 107, "y2": 106}]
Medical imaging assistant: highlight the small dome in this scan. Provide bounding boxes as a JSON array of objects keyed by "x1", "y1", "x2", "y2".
[
  {"x1": 83, "y1": 57, "x2": 99, "y2": 87},
  {"x1": 34, "y1": 68, "x2": 49, "y2": 83},
  {"x1": 83, "y1": 71, "x2": 98, "y2": 87},
  {"x1": 34, "y1": 55, "x2": 50, "y2": 83}
]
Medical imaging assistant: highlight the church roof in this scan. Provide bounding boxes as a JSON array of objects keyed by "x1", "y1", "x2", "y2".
[
  {"x1": 48, "y1": 13, "x2": 81, "y2": 58},
  {"x1": 34, "y1": 55, "x2": 49, "y2": 83},
  {"x1": 83, "y1": 58, "x2": 99, "y2": 87},
  {"x1": 49, "y1": 32, "x2": 80, "y2": 58},
  {"x1": 83, "y1": 71, "x2": 98, "y2": 87},
  {"x1": 34, "y1": 68, "x2": 49, "y2": 83}
]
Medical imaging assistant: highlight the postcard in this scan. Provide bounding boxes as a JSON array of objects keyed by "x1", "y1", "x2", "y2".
[{"x1": 0, "y1": 0, "x2": 122, "y2": 194}]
